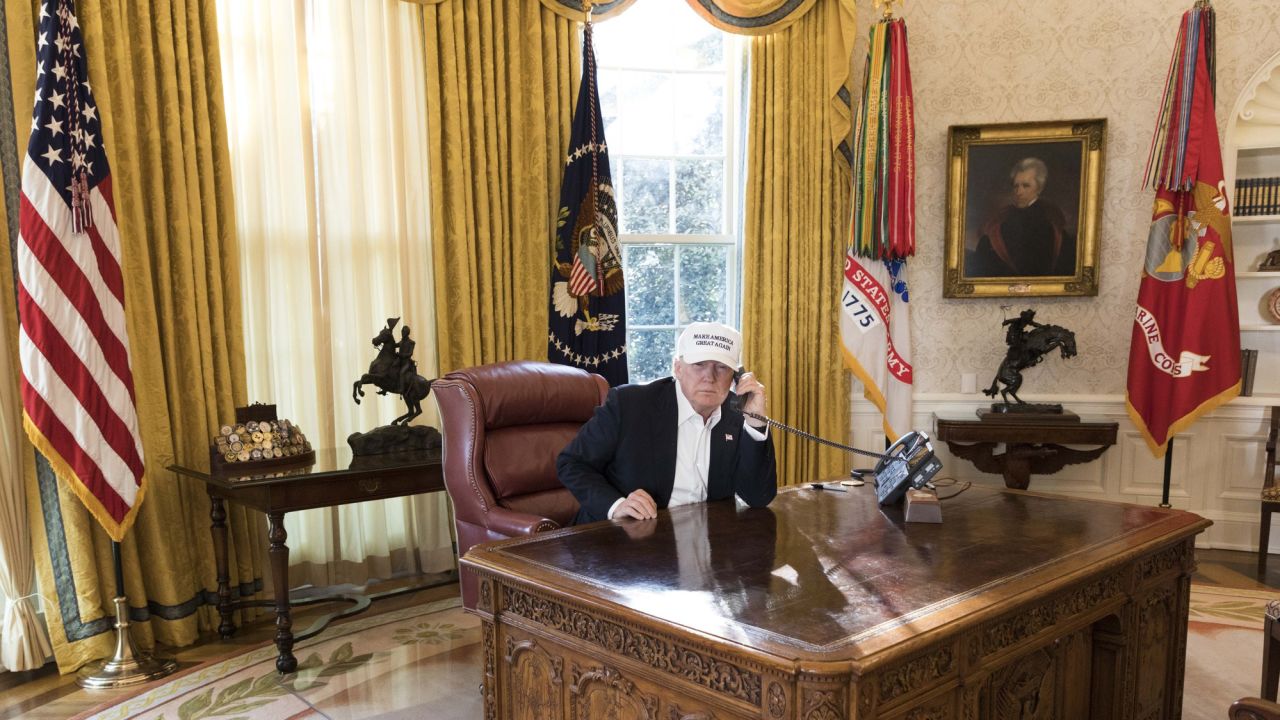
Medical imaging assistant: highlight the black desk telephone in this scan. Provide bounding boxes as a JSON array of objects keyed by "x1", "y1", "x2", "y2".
[
  {"x1": 873, "y1": 431, "x2": 942, "y2": 506},
  {"x1": 727, "y1": 368, "x2": 942, "y2": 506}
]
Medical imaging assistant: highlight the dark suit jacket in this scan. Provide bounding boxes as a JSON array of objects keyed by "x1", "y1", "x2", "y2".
[{"x1": 557, "y1": 377, "x2": 777, "y2": 525}]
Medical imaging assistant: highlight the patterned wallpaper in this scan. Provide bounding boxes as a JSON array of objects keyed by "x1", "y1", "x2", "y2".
[{"x1": 853, "y1": 0, "x2": 1280, "y2": 394}]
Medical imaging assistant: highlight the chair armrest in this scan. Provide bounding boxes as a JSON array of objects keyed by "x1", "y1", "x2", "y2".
[
  {"x1": 485, "y1": 506, "x2": 561, "y2": 537},
  {"x1": 1231, "y1": 698, "x2": 1280, "y2": 720}
]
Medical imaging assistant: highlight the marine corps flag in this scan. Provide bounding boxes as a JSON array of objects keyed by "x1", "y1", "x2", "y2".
[
  {"x1": 548, "y1": 21, "x2": 628, "y2": 386},
  {"x1": 841, "y1": 16, "x2": 915, "y2": 441},
  {"x1": 1127, "y1": 3, "x2": 1240, "y2": 456}
]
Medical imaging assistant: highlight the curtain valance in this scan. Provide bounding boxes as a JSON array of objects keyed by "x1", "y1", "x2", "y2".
[
  {"x1": 539, "y1": 0, "x2": 825, "y2": 34},
  {"x1": 409, "y1": 0, "x2": 840, "y2": 36},
  {"x1": 538, "y1": 0, "x2": 639, "y2": 22},
  {"x1": 684, "y1": 0, "x2": 816, "y2": 35}
]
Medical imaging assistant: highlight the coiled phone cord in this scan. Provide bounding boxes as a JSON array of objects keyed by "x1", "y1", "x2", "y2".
[{"x1": 740, "y1": 410, "x2": 906, "y2": 464}]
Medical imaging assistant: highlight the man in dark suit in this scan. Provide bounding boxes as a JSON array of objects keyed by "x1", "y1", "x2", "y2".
[{"x1": 557, "y1": 322, "x2": 777, "y2": 524}]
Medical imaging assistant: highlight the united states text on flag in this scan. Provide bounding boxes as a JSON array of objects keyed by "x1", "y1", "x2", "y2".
[
  {"x1": 842, "y1": 18, "x2": 916, "y2": 441},
  {"x1": 17, "y1": 0, "x2": 146, "y2": 542}
]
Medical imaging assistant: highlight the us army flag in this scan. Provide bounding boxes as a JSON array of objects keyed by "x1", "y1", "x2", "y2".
[{"x1": 842, "y1": 18, "x2": 915, "y2": 441}]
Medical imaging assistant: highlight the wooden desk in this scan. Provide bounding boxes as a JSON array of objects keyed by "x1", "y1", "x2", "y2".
[
  {"x1": 934, "y1": 413, "x2": 1118, "y2": 489},
  {"x1": 169, "y1": 448, "x2": 450, "y2": 673},
  {"x1": 464, "y1": 485, "x2": 1208, "y2": 720}
]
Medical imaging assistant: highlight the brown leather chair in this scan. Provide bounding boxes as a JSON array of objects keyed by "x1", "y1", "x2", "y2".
[
  {"x1": 433, "y1": 360, "x2": 608, "y2": 608},
  {"x1": 1231, "y1": 697, "x2": 1280, "y2": 720}
]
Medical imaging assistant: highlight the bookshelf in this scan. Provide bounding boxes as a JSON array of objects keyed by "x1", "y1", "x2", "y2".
[{"x1": 1226, "y1": 50, "x2": 1280, "y2": 398}]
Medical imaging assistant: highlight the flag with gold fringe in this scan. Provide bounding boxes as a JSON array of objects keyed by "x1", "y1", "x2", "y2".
[
  {"x1": 17, "y1": 0, "x2": 146, "y2": 541},
  {"x1": 548, "y1": 18, "x2": 628, "y2": 386},
  {"x1": 1126, "y1": 1, "x2": 1239, "y2": 457},
  {"x1": 841, "y1": 15, "x2": 915, "y2": 441}
]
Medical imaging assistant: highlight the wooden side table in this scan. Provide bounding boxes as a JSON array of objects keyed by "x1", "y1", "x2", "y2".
[
  {"x1": 933, "y1": 412, "x2": 1118, "y2": 490},
  {"x1": 169, "y1": 447, "x2": 452, "y2": 673}
]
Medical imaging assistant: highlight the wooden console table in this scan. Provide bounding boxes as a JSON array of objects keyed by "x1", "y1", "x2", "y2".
[
  {"x1": 169, "y1": 447, "x2": 452, "y2": 673},
  {"x1": 465, "y1": 485, "x2": 1208, "y2": 719},
  {"x1": 934, "y1": 412, "x2": 1118, "y2": 489}
]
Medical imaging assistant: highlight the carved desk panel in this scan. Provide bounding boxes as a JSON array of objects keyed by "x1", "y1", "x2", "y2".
[{"x1": 463, "y1": 485, "x2": 1208, "y2": 720}]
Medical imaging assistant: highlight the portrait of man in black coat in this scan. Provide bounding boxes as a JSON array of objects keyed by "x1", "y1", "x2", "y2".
[{"x1": 967, "y1": 157, "x2": 1077, "y2": 278}]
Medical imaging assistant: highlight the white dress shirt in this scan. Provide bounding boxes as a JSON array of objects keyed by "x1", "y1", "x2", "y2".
[{"x1": 607, "y1": 378, "x2": 767, "y2": 519}]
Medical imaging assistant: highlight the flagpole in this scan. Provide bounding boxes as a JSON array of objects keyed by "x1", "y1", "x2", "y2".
[
  {"x1": 76, "y1": 540, "x2": 177, "y2": 689},
  {"x1": 1159, "y1": 440, "x2": 1174, "y2": 508}
]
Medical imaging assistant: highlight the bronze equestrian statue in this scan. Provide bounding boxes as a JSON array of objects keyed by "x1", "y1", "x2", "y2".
[
  {"x1": 352, "y1": 317, "x2": 432, "y2": 425},
  {"x1": 984, "y1": 309, "x2": 1077, "y2": 409}
]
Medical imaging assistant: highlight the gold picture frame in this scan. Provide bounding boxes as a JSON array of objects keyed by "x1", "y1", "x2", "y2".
[{"x1": 944, "y1": 119, "x2": 1106, "y2": 298}]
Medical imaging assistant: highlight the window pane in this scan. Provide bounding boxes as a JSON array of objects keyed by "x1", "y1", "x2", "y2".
[
  {"x1": 621, "y1": 158, "x2": 671, "y2": 234},
  {"x1": 628, "y1": 329, "x2": 677, "y2": 383},
  {"x1": 599, "y1": 74, "x2": 620, "y2": 140},
  {"x1": 623, "y1": 245, "x2": 675, "y2": 325},
  {"x1": 674, "y1": 76, "x2": 723, "y2": 156},
  {"x1": 678, "y1": 245, "x2": 729, "y2": 324},
  {"x1": 614, "y1": 71, "x2": 673, "y2": 156},
  {"x1": 684, "y1": 33, "x2": 724, "y2": 70},
  {"x1": 674, "y1": 159, "x2": 723, "y2": 234},
  {"x1": 594, "y1": 0, "x2": 722, "y2": 72}
]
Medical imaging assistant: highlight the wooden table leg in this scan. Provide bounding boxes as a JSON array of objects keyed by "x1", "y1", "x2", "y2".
[
  {"x1": 268, "y1": 511, "x2": 296, "y2": 673},
  {"x1": 209, "y1": 494, "x2": 236, "y2": 639},
  {"x1": 1002, "y1": 448, "x2": 1034, "y2": 490}
]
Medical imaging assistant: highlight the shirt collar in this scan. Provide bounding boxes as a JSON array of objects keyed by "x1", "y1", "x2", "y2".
[{"x1": 674, "y1": 376, "x2": 720, "y2": 427}]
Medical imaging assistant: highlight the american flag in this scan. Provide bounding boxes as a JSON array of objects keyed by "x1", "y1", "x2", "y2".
[
  {"x1": 17, "y1": 0, "x2": 146, "y2": 542},
  {"x1": 568, "y1": 252, "x2": 598, "y2": 296}
]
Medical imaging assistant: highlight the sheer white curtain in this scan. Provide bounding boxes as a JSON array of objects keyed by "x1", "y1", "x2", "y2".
[
  {"x1": 216, "y1": 0, "x2": 453, "y2": 586},
  {"x1": 0, "y1": 285, "x2": 52, "y2": 671}
]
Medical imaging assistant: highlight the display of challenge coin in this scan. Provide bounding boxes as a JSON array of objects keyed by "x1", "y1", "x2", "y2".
[{"x1": 209, "y1": 402, "x2": 314, "y2": 473}]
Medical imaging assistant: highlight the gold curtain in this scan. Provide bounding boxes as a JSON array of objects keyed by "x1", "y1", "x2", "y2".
[
  {"x1": 1, "y1": 0, "x2": 265, "y2": 672},
  {"x1": 419, "y1": 0, "x2": 580, "y2": 373},
  {"x1": 741, "y1": 0, "x2": 857, "y2": 487}
]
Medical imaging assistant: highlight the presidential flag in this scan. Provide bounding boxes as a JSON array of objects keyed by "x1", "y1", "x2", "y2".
[
  {"x1": 1127, "y1": 4, "x2": 1240, "y2": 456},
  {"x1": 17, "y1": 0, "x2": 146, "y2": 542},
  {"x1": 842, "y1": 18, "x2": 915, "y2": 441},
  {"x1": 548, "y1": 21, "x2": 628, "y2": 387}
]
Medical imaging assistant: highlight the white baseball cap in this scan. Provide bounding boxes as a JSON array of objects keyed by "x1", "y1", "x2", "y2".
[{"x1": 676, "y1": 322, "x2": 742, "y2": 369}]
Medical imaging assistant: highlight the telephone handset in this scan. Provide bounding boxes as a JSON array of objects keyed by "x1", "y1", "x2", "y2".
[
  {"x1": 873, "y1": 431, "x2": 943, "y2": 506},
  {"x1": 727, "y1": 367, "x2": 752, "y2": 413}
]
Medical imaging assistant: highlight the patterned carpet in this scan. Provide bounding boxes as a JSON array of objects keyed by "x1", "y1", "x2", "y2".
[
  {"x1": 74, "y1": 597, "x2": 482, "y2": 720},
  {"x1": 72, "y1": 584, "x2": 1271, "y2": 719},
  {"x1": 1185, "y1": 583, "x2": 1271, "y2": 719}
]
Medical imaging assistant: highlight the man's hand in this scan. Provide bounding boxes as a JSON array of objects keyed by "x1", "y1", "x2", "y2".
[
  {"x1": 613, "y1": 489, "x2": 658, "y2": 520},
  {"x1": 735, "y1": 371, "x2": 767, "y2": 428},
  {"x1": 618, "y1": 518, "x2": 657, "y2": 540}
]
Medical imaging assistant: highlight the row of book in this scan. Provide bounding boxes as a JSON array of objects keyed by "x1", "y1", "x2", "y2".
[
  {"x1": 1237, "y1": 177, "x2": 1280, "y2": 216},
  {"x1": 1242, "y1": 348, "x2": 1260, "y2": 396}
]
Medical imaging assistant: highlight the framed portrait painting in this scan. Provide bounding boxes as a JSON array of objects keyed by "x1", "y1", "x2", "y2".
[{"x1": 944, "y1": 119, "x2": 1105, "y2": 298}]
